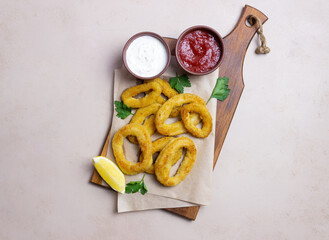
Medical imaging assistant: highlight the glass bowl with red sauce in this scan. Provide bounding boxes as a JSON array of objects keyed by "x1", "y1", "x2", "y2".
[{"x1": 175, "y1": 26, "x2": 224, "y2": 75}]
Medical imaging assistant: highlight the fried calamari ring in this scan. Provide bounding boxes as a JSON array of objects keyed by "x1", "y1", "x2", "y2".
[
  {"x1": 155, "y1": 137, "x2": 197, "y2": 186},
  {"x1": 146, "y1": 78, "x2": 178, "y2": 101},
  {"x1": 142, "y1": 137, "x2": 183, "y2": 174},
  {"x1": 121, "y1": 81, "x2": 161, "y2": 108},
  {"x1": 155, "y1": 93, "x2": 205, "y2": 136},
  {"x1": 127, "y1": 103, "x2": 162, "y2": 144},
  {"x1": 112, "y1": 123, "x2": 152, "y2": 175},
  {"x1": 154, "y1": 112, "x2": 201, "y2": 136},
  {"x1": 181, "y1": 103, "x2": 213, "y2": 138},
  {"x1": 145, "y1": 78, "x2": 180, "y2": 117}
]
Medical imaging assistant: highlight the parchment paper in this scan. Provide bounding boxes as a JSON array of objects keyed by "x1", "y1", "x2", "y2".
[{"x1": 107, "y1": 62, "x2": 218, "y2": 212}]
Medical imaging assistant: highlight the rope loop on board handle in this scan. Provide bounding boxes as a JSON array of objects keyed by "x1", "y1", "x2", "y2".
[{"x1": 248, "y1": 15, "x2": 270, "y2": 54}]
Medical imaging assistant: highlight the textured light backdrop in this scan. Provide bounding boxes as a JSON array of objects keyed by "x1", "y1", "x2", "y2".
[{"x1": 0, "y1": 0, "x2": 328, "y2": 239}]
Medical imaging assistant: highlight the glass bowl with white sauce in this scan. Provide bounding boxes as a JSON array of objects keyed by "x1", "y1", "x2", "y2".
[{"x1": 122, "y1": 32, "x2": 171, "y2": 80}]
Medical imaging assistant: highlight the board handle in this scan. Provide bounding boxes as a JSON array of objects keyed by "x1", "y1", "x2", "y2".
[{"x1": 222, "y1": 5, "x2": 268, "y2": 67}]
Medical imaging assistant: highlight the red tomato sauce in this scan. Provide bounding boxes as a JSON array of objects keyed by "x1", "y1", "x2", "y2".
[{"x1": 177, "y1": 30, "x2": 221, "y2": 73}]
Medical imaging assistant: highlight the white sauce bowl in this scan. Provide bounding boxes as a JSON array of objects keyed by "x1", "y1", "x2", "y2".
[{"x1": 123, "y1": 32, "x2": 171, "y2": 80}]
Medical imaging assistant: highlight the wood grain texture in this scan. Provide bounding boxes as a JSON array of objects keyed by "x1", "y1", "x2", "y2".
[
  {"x1": 213, "y1": 5, "x2": 268, "y2": 168},
  {"x1": 90, "y1": 5, "x2": 268, "y2": 220},
  {"x1": 89, "y1": 127, "x2": 111, "y2": 185}
]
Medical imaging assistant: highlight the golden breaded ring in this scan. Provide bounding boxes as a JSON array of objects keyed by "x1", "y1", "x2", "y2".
[
  {"x1": 128, "y1": 116, "x2": 154, "y2": 144},
  {"x1": 112, "y1": 123, "x2": 152, "y2": 175},
  {"x1": 168, "y1": 107, "x2": 181, "y2": 118},
  {"x1": 127, "y1": 103, "x2": 162, "y2": 144},
  {"x1": 152, "y1": 112, "x2": 201, "y2": 137},
  {"x1": 155, "y1": 137, "x2": 197, "y2": 186},
  {"x1": 142, "y1": 137, "x2": 182, "y2": 174},
  {"x1": 121, "y1": 82, "x2": 161, "y2": 108},
  {"x1": 155, "y1": 93, "x2": 205, "y2": 136},
  {"x1": 147, "y1": 78, "x2": 178, "y2": 99},
  {"x1": 146, "y1": 78, "x2": 181, "y2": 117},
  {"x1": 181, "y1": 103, "x2": 213, "y2": 138}
]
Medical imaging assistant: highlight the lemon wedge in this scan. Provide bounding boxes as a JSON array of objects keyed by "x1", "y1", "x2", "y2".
[{"x1": 92, "y1": 156, "x2": 125, "y2": 194}]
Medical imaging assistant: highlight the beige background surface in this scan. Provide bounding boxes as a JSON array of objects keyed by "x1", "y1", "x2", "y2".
[{"x1": 1, "y1": 0, "x2": 328, "y2": 239}]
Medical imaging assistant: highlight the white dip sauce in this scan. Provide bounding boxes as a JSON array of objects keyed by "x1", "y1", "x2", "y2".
[{"x1": 126, "y1": 36, "x2": 168, "y2": 78}]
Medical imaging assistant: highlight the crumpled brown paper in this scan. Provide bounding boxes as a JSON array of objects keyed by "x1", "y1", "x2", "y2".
[{"x1": 105, "y1": 63, "x2": 218, "y2": 212}]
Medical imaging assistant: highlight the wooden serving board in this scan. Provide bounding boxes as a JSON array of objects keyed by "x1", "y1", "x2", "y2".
[{"x1": 90, "y1": 5, "x2": 268, "y2": 220}]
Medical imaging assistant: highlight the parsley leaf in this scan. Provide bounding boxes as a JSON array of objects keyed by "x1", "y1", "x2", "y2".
[
  {"x1": 178, "y1": 74, "x2": 191, "y2": 87},
  {"x1": 125, "y1": 184, "x2": 138, "y2": 194},
  {"x1": 140, "y1": 182, "x2": 148, "y2": 195},
  {"x1": 207, "y1": 77, "x2": 230, "y2": 104},
  {"x1": 114, "y1": 100, "x2": 133, "y2": 119},
  {"x1": 125, "y1": 175, "x2": 148, "y2": 195},
  {"x1": 169, "y1": 73, "x2": 191, "y2": 93}
]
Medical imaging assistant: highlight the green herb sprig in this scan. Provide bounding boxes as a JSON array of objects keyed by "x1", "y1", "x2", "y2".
[
  {"x1": 207, "y1": 77, "x2": 230, "y2": 104},
  {"x1": 169, "y1": 73, "x2": 191, "y2": 93},
  {"x1": 125, "y1": 175, "x2": 148, "y2": 195},
  {"x1": 114, "y1": 100, "x2": 133, "y2": 119}
]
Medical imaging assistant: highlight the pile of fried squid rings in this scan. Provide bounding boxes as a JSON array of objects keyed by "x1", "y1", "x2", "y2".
[{"x1": 112, "y1": 78, "x2": 212, "y2": 187}]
